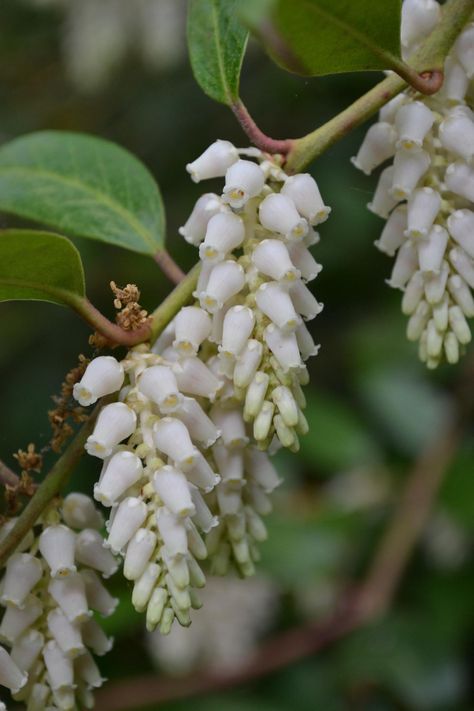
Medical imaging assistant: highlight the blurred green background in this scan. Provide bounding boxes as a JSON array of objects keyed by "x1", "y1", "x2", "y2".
[{"x1": 0, "y1": 1, "x2": 473, "y2": 710}]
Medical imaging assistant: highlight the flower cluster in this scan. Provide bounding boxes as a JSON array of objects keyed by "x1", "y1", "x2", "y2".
[
  {"x1": 0, "y1": 494, "x2": 115, "y2": 710},
  {"x1": 352, "y1": 0, "x2": 474, "y2": 368},
  {"x1": 75, "y1": 142, "x2": 328, "y2": 632}
]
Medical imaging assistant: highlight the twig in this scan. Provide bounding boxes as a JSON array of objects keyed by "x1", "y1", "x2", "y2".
[
  {"x1": 0, "y1": 459, "x2": 19, "y2": 487},
  {"x1": 153, "y1": 249, "x2": 186, "y2": 285},
  {"x1": 96, "y1": 405, "x2": 466, "y2": 711},
  {"x1": 231, "y1": 100, "x2": 293, "y2": 155}
]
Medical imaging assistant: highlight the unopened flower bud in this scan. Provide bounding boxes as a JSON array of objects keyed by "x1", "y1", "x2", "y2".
[
  {"x1": 106, "y1": 497, "x2": 148, "y2": 553},
  {"x1": 418, "y1": 225, "x2": 448, "y2": 274},
  {"x1": 233, "y1": 339, "x2": 263, "y2": 388},
  {"x1": 156, "y1": 508, "x2": 188, "y2": 558},
  {"x1": 123, "y1": 528, "x2": 157, "y2": 581}
]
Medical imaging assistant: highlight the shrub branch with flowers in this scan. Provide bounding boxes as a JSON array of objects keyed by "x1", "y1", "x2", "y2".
[{"x1": 1, "y1": 0, "x2": 474, "y2": 708}]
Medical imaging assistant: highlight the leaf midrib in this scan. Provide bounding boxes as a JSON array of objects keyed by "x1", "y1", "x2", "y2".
[
  {"x1": 211, "y1": 0, "x2": 232, "y2": 103},
  {"x1": 0, "y1": 165, "x2": 157, "y2": 251}
]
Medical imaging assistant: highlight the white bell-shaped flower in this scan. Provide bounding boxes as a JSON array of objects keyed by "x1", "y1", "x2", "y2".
[
  {"x1": 448, "y1": 275, "x2": 474, "y2": 317},
  {"x1": 94, "y1": 450, "x2": 143, "y2": 507},
  {"x1": 264, "y1": 324, "x2": 302, "y2": 371},
  {"x1": 10, "y1": 628, "x2": 43, "y2": 672},
  {"x1": 153, "y1": 417, "x2": 197, "y2": 468},
  {"x1": 123, "y1": 528, "x2": 157, "y2": 581},
  {"x1": 394, "y1": 101, "x2": 434, "y2": 150},
  {"x1": 0, "y1": 595, "x2": 42, "y2": 643},
  {"x1": 186, "y1": 140, "x2": 238, "y2": 182},
  {"x1": 75, "y1": 529, "x2": 118, "y2": 577},
  {"x1": 73, "y1": 356, "x2": 124, "y2": 406},
  {"x1": 253, "y1": 400, "x2": 275, "y2": 441},
  {"x1": 256, "y1": 282, "x2": 301, "y2": 332},
  {"x1": 259, "y1": 193, "x2": 308, "y2": 241},
  {"x1": 43, "y1": 639, "x2": 74, "y2": 690},
  {"x1": 245, "y1": 447, "x2": 281, "y2": 492},
  {"x1": 295, "y1": 322, "x2": 319, "y2": 360},
  {"x1": 287, "y1": 242, "x2": 321, "y2": 282},
  {"x1": 281, "y1": 173, "x2": 331, "y2": 224},
  {"x1": 418, "y1": 225, "x2": 449, "y2": 273},
  {"x1": 156, "y1": 508, "x2": 188, "y2": 558},
  {"x1": 439, "y1": 111, "x2": 474, "y2": 161},
  {"x1": 402, "y1": 271, "x2": 425, "y2": 314},
  {"x1": 173, "y1": 306, "x2": 212, "y2": 356},
  {"x1": 138, "y1": 364, "x2": 183, "y2": 413},
  {"x1": 61, "y1": 493, "x2": 103, "y2": 531},
  {"x1": 442, "y1": 56, "x2": 469, "y2": 103},
  {"x1": 455, "y1": 23, "x2": 474, "y2": 79},
  {"x1": 1, "y1": 553, "x2": 42, "y2": 607},
  {"x1": 173, "y1": 356, "x2": 222, "y2": 400},
  {"x1": 80, "y1": 570, "x2": 118, "y2": 617},
  {"x1": 233, "y1": 339, "x2": 263, "y2": 388},
  {"x1": 391, "y1": 149, "x2": 430, "y2": 199},
  {"x1": 178, "y1": 193, "x2": 223, "y2": 245},
  {"x1": 447, "y1": 209, "x2": 474, "y2": 259},
  {"x1": 401, "y1": 0, "x2": 440, "y2": 50},
  {"x1": 290, "y1": 280, "x2": 323, "y2": 320},
  {"x1": 48, "y1": 574, "x2": 89, "y2": 624},
  {"x1": 47, "y1": 608, "x2": 84, "y2": 659},
  {"x1": 449, "y1": 305, "x2": 472, "y2": 344},
  {"x1": 39, "y1": 525, "x2": 76, "y2": 579},
  {"x1": 210, "y1": 405, "x2": 248, "y2": 448},
  {"x1": 375, "y1": 205, "x2": 407, "y2": 256},
  {"x1": 189, "y1": 485, "x2": 218, "y2": 532},
  {"x1": 186, "y1": 451, "x2": 220, "y2": 491},
  {"x1": 106, "y1": 497, "x2": 148, "y2": 553},
  {"x1": 445, "y1": 161, "x2": 474, "y2": 202},
  {"x1": 367, "y1": 166, "x2": 399, "y2": 218},
  {"x1": 197, "y1": 260, "x2": 245, "y2": 313},
  {"x1": 85, "y1": 402, "x2": 137, "y2": 459},
  {"x1": 175, "y1": 396, "x2": 220, "y2": 447},
  {"x1": 425, "y1": 261, "x2": 449, "y2": 304},
  {"x1": 405, "y1": 187, "x2": 441, "y2": 240},
  {"x1": 0, "y1": 646, "x2": 28, "y2": 692},
  {"x1": 223, "y1": 159, "x2": 265, "y2": 208},
  {"x1": 76, "y1": 649, "x2": 106, "y2": 689},
  {"x1": 219, "y1": 305, "x2": 255, "y2": 359},
  {"x1": 131, "y1": 563, "x2": 161, "y2": 613},
  {"x1": 153, "y1": 466, "x2": 195, "y2": 518},
  {"x1": 272, "y1": 386, "x2": 298, "y2": 427},
  {"x1": 244, "y1": 372, "x2": 270, "y2": 420},
  {"x1": 199, "y1": 212, "x2": 245, "y2": 263},
  {"x1": 350, "y1": 122, "x2": 397, "y2": 175},
  {"x1": 81, "y1": 618, "x2": 113, "y2": 656},
  {"x1": 212, "y1": 442, "x2": 244, "y2": 486},
  {"x1": 252, "y1": 239, "x2": 300, "y2": 283},
  {"x1": 449, "y1": 247, "x2": 474, "y2": 288},
  {"x1": 387, "y1": 239, "x2": 418, "y2": 289}
]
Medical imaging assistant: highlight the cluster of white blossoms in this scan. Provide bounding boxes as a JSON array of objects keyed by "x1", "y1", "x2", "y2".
[
  {"x1": 0, "y1": 494, "x2": 116, "y2": 710},
  {"x1": 353, "y1": 0, "x2": 474, "y2": 368},
  {"x1": 72, "y1": 142, "x2": 328, "y2": 633}
]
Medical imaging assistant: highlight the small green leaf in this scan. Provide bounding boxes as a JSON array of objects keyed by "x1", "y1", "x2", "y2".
[
  {"x1": 241, "y1": 0, "x2": 402, "y2": 76},
  {"x1": 0, "y1": 131, "x2": 165, "y2": 256},
  {"x1": 187, "y1": 0, "x2": 248, "y2": 105},
  {"x1": 0, "y1": 229, "x2": 85, "y2": 307}
]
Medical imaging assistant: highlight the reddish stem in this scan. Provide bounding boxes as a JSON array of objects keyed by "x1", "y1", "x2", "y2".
[
  {"x1": 154, "y1": 249, "x2": 186, "y2": 285},
  {"x1": 232, "y1": 100, "x2": 294, "y2": 154}
]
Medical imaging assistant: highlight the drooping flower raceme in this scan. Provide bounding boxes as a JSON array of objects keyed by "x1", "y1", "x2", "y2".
[
  {"x1": 352, "y1": 2, "x2": 474, "y2": 368},
  {"x1": 76, "y1": 142, "x2": 328, "y2": 631},
  {"x1": 0, "y1": 493, "x2": 115, "y2": 710}
]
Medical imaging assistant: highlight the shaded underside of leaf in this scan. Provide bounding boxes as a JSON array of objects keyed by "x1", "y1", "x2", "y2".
[
  {"x1": 187, "y1": 0, "x2": 249, "y2": 105},
  {"x1": 0, "y1": 228, "x2": 85, "y2": 306},
  {"x1": 0, "y1": 131, "x2": 165, "y2": 256},
  {"x1": 241, "y1": 0, "x2": 402, "y2": 76}
]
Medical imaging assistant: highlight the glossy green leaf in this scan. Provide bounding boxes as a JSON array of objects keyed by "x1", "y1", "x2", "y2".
[
  {"x1": 0, "y1": 131, "x2": 165, "y2": 256},
  {"x1": 241, "y1": 0, "x2": 402, "y2": 76},
  {"x1": 187, "y1": 0, "x2": 248, "y2": 105},
  {"x1": 0, "y1": 229, "x2": 85, "y2": 306}
]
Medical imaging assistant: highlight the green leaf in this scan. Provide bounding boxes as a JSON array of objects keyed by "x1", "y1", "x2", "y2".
[
  {"x1": 0, "y1": 229, "x2": 85, "y2": 307},
  {"x1": 187, "y1": 0, "x2": 248, "y2": 105},
  {"x1": 241, "y1": 0, "x2": 402, "y2": 76},
  {"x1": 0, "y1": 131, "x2": 165, "y2": 256}
]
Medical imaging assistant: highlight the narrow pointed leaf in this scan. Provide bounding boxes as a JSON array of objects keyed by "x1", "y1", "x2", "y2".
[
  {"x1": 0, "y1": 229, "x2": 85, "y2": 307},
  {"x1": 0, "y1": 131, "x2": 165, "y2": 256},
  {"x1": 241, "y1": 0, "x2": 402, "y2": 76},
  {"x1": 188, "y1": 0, "x2": 248, "y2": 105}
]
